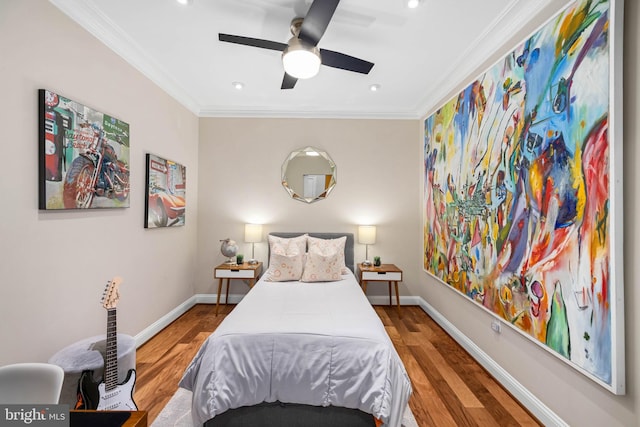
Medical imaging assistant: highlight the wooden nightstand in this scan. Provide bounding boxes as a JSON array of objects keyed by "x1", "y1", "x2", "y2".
[
  {"x1": 214, "y1": 262, "x2": 262, "y2": 315},
  {"x1": 358, "y1": 263, "x2": 403, "y2": 314}
]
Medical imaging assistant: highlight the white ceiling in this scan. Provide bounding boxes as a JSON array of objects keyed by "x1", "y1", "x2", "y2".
[{"x1": 50, "y1": 0, "x2": 572, "y2": 119}]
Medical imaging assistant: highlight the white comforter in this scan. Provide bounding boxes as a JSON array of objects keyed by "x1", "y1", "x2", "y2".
[{"x1": 179, "y1": 272, "x2": 412, "y2": 427}]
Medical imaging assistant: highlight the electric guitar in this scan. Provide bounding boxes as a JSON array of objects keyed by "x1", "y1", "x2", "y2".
[{"x1": 75, "y1": 277, "x2": 138, "y2": 410}]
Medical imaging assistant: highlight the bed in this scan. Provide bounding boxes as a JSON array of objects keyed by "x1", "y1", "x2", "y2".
[{"x1": 179, "y1": 232, "x2": 412, "y2": 427}]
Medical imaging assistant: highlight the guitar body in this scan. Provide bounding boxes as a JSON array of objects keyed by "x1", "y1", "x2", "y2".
[
  {"x1": 76, "y1": 368, "x2": 138, "y2": 410},
  {"x1": 76, "y1": 277, "x2": 138, "y2": 411}
]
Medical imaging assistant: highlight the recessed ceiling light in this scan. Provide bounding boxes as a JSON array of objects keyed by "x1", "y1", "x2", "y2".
[
  {"x1": 176, "y1": 0, "x2": 193, "y2": 5},
  {"x1": 369, "y1": 84, "x2": 381, "y2": 92},
  {"x1": 232, "y1": 82, "x2": 244, "y2": 90},
  {"x1": 407, "y1": 0, "x2": 420, "y2": 9}
]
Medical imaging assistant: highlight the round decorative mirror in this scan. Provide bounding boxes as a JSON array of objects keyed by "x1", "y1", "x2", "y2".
[{"x1": 281, "y1": 146, "x2": 336, "y2": 204}]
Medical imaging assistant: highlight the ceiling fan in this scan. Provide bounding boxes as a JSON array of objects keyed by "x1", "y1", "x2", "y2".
[{"x1": 218, "y1": 0, "x2": 374, "y2": 89}]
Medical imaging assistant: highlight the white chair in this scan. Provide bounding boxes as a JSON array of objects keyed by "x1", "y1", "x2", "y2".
[{"x1": 0, "y1": 362, "x2": 65, "y2": 404}]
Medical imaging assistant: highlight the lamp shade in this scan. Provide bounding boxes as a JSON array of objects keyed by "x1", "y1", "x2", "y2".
[
  {"x1": 358, "y1": 225, "x2": 376, "y2": 245},
  {"x1": 244, "y1": 224, "x2": 263, "y2": 243},
  {"x1": 282, "y1": 38, "x2": 321, "y2": 79}
]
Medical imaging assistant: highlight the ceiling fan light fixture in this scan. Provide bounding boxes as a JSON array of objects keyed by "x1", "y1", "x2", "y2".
[
  {"x1": 282, "y1": 38, "x2": 321, "y2": 79},
  {"x1": 407, "y1": 0, "x2": 421, "y2": 9}
]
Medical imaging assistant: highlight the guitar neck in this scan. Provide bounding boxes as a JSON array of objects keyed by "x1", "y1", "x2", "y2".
[{"x1": 105, "y1": 308, "x2": 118, "y2": 390}]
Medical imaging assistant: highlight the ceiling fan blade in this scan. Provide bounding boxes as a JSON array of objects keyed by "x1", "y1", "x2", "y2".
[
  {"x1": 281, "y1": 73, "x2": 298, "y2": 89},
  {"x1": 319, "y1": 49, "x2": 374, "y2": 74},
  {"x1": 218, "y1": 34, "x2": 287, "y2": 51},
  {"x1": 298, "y1": 0, "x2": 340, "y2": 46}
]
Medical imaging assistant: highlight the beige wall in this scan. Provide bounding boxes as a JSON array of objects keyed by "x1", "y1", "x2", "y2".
[
  {"x1": 195, "y1": 118, "x2": 422, "y2": 297},
  {"x1": 0, "y1": 0, "x2": 199, "y2": 364},
  {"x1": 1, "y1": 0, "x2": 638, "y2": 425}
]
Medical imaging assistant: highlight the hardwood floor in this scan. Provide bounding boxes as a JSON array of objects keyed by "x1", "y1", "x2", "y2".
[{"x1": 134, "y1": 304, "x2": 542, "y2": 426}]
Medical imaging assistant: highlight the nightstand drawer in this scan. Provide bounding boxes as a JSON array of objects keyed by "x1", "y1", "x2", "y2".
[
  {"x1": 362, "y1": 271, "x2": 402, "y2": 281},
  {"x1": 216, "y1": 269, "x2": 255, "y2": 279}
]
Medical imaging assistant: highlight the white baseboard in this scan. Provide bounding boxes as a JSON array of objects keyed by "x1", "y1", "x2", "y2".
[
  {"x1": 135, "y1": 293, "x2": 422, "y2": 347},
  {"x1": 134, "y1": 293, "x2": 565, "y2": 426},
  {"x1": 193, "y1": 293, "x2": 245, "y2": 305},
  {"x1": 134, "y1": 296, "x2": 197, "y2": 347},
  {"x1": 416, "y1": 297, "x2": 567, "y2": 427},
  {"x1": 133, "y1": 293, "x2": 246, "y2": 346},
  {"x1": 365, "y1": 295, "x2": 421, "y2": 305}
]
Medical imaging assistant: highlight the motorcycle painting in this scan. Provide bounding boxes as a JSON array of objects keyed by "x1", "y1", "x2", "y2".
[{"x1": 38, "y1": 89, "x2": 130, "y2": 210}]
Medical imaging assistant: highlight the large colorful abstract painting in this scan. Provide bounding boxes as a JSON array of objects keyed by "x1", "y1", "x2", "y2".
[{"x1": 423, "y1": 0, "x2": 624, "y2": 393}]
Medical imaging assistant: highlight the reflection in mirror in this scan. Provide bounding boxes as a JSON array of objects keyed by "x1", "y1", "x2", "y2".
[{"x1": 281, "y1": 147, "x2": 336, "y2": 204}]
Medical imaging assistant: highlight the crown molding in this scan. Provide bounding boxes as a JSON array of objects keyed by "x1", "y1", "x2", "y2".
[
  {"x1": 49, "y1": 0, "x2": 202, "y2": 115},
  {"x1": 49, "y1": 0, "x2": 567, "y2": 121},
  {"x1": 49, "y1": 0, "x2": 421, "y2": 120},
  {"x1": 197, "y1": 106, "x2": 422, "y2": 120},
  {"x1": 415, "y1": 0, "x2": 565, "y2": 119}
]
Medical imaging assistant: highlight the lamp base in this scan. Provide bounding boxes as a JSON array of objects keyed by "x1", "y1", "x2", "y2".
[{"x1": 362, "y1": 260, "x2": 372, "y2": 266}]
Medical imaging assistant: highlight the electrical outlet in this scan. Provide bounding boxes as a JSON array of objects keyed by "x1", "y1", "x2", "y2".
[{"x1": 491, "y1": 320, "x2": 501, "y2": 333}]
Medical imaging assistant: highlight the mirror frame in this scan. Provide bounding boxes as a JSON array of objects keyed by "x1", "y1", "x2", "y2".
[{"x1": 281, "y1": 146, "x2": 336, "y2": 204}]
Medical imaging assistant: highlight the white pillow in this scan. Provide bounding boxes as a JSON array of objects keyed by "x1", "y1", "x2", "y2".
[
  {"x1": 306, "y1": 236, "x2": 349, "y2": 274},
  {"x1": 268, "y1": 234, "x2": 308, "y2": 268},
  {"x1": 265, "y1": 241, "x2": 304, "y2": 282},
  {"x1": 301, "y1": 245, "x2": 343, "y2": 282}
]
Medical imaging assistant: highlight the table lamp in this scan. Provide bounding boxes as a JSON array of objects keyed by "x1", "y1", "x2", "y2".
[
  {"x1": 244, "y1": 224, "x2": 263, "y2": 264},
  {"x1": 358, "y1": 225, "x2": 376, "y2": 266}
]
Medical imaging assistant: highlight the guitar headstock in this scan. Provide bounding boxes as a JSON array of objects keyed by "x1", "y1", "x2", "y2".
[{"x1": 101, "y1": 276, "x2": 123, "y2": 310}]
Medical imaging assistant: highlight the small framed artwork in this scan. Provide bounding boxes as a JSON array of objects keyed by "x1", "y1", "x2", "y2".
[
  {"x1": 38, "y1": 89, "x2": 130, "y2": 210},
  {"x1": 144, "y1": 153, "x2": 186, "y2": 228}
]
